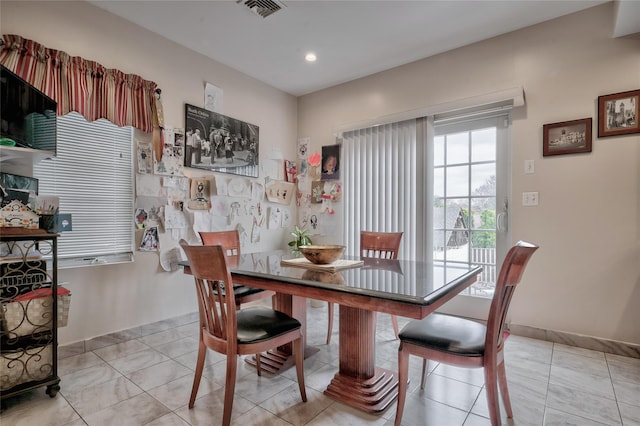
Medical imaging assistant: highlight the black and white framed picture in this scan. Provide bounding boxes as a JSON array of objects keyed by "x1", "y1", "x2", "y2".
[
  {"x1": 184, "y1": 104, "x2": 259, "y2": 177},
  {"x1": 543, "y1": 118, "x2": 592, "y2": 157},
  {"x1": 597, "y1": 89, "x2": 639, "y2": 137}
]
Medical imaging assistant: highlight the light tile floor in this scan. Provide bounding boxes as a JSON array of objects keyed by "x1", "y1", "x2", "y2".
[{"x1": 2, "y1": 302, "x2": 639, "y2": 426}]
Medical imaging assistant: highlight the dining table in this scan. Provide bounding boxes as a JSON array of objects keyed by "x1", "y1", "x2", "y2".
[{"x1": 181, "y1": 250, "x2": 482, "y2": 414}]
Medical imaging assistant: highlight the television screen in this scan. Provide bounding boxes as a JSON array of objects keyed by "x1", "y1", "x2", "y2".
[{"x1": 0, "y1": 65, "x2": 57, "y2": 153}]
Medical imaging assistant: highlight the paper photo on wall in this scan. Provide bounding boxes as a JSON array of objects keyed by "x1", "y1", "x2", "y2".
[
  {"x1": 265, "y1": 180, "x2": 295, "y2": 205},
  {"x1": 251, "y1": 181, "x2": 265, "y2": 201},
  {"x1": 281, "y1": 207, "x2": 292, "y2": 228},
  {"x1": 311, "y1": 181, "x2": 324, "y2": 204},
  {"x1": 228, "y1": 177, "x2": 251, "y2": 198},
  {"x1": 139, "y1": 226, "x2": 159, "y2": 251},
  {"x1": 154, "y1": 128, "x2": 185, "y2": 176},
  {"x1": 135, "y1": 208, "x2": 148, "y2": 229},
  {"x1": 188, "y1": 177, "x2": 212, "y2": 210},
  {"x1": 321, "y1": 144, "x2": 341, "y2": 180},
  {"x1": 136, "y1": 139, "x2": 153, "y2": 174},
  {"x1": 297, "y1": 137, "x2": 310, "y2": 160},
  {"x1": 164, "y1": 204, "x2": 187, "y2": 229},
  {"x1": 135, "y1": 196, "x2": 166, "y2": 231},
  {"x1": 204, "y1": 82, "x2": 223, "y2": 113},
  {"x1": 284, "y1": 160, "x2": 297, "y2": 183},
  {"x1": 268, "y1": 207, "x2": 282, "y2": 229}
]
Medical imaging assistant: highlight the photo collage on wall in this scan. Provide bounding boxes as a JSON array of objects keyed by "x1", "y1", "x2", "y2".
[{"x1": 294, "y1": 138, "x2": 343, "y2": 237}]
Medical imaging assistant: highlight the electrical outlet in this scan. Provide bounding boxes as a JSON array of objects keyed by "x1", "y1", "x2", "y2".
[{"x1": 522, "y1": 192, "x2": 539, "y2": 206}]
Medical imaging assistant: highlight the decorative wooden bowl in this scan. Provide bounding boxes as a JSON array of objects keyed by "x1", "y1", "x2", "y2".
[{"x1": 298, "y1": 245, "x2": 345, "y2": 264}]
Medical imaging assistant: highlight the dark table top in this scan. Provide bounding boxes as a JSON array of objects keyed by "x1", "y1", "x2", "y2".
[{"x1": 184, "y1": 250, "x2": 482, "y2": 306}]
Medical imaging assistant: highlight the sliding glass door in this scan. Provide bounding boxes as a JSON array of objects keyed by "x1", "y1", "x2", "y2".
[
  {"x1": 432, "y1": 114, "x2": 511, "y2": 317},
  {"x1": 342, "y1": 112, "x2": 511, "y2": 319}
]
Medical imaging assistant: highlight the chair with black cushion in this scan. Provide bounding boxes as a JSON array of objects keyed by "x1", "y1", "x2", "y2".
[
  {"x1": 394, "y1": 241, "x2": 538, "y2": 426},
  {"x1": 326, "y1": 231, "x2": 404, "y2": 344},
  {"x1": 199, "y1": 231, "x2": 275, "y2": 309},
  {"x1": 180, "y1": 240, "x2": 307, "y2": 426}
]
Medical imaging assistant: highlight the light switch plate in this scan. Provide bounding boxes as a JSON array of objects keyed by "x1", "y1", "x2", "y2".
[{"x1": 524, "y1": 160, "x2": 534, "y2": 174}]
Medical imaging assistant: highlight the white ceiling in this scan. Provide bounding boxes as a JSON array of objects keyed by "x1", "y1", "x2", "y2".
[{"x1": 89, "y1": 0, "x2": 638, "y2": 97}]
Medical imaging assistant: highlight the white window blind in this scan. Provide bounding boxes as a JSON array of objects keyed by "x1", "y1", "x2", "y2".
[
  {"x1": 342, "y1": 119, "x2": 426, "y2": 261},
  {"x1": 34, "y1": 112, "x2": 134, "y2": 266}
]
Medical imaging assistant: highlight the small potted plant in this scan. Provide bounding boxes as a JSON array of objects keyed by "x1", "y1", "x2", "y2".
[{"x1": 288, "y1": 226, "x2": 312, "y2": 253}]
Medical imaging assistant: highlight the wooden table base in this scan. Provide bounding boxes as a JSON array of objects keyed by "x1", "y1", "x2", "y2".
[
  {"x1": 322, "y1": 305, "x2": 399, "y2": 414},
  {"x1": 324, "y1": 367, "x2": 398, "y2": 413}
]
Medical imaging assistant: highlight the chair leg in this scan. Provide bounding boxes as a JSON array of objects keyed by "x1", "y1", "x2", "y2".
[
  {"x1": 497, "y1": 360, "x2": 513, "y2": 418},
  {"x1": 391, "y1": 315, "x2": 400, "y2": 339},
  {"x1": 222, "y1": 354, "x2": 238, "y2": 426},
  {"x1": 484, "y1": 364, "x2": 502, "y2": 426},
  {"x1": 394, "y1": 346, "x2": 410, "y2": 426},
  {"x1": 293, "y1": 336, "x2": 307, "y2": 402},
  {"x1": 255, "y1": 352, "x2": 262, "y2": 377},
  {"x1": 420, "y1": 358, "x2": 428, "y2": 390},
  {"x1": 189, "y1": 341, "x2": 207, "y2": 408},
  {"x1": 326, "y1": 302, "x2": 334, "y2": 345}
]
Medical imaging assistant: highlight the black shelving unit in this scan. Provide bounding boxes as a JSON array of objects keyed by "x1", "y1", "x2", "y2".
[{"x1": 0, "y1": 228, "x2": 60, "y2": 406}]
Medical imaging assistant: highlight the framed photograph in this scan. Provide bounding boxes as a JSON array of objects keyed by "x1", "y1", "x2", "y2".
[
  {"x1": 598, "y1": 89, "x2": 639, "y2": 137},
  {"x1": 184, "y1": 104, "x2": 259, "y2": 177},
  {"x1": 543, "y1": 118, "x2": 592, "y2": 157},
  {"x1": 321, "y1": 144, "x2": 341, "y2": 180}
]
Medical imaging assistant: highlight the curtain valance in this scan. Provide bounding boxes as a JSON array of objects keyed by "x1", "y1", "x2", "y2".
[{"x1": 0, "y1": 34, "x2": 162, "y2": 133}]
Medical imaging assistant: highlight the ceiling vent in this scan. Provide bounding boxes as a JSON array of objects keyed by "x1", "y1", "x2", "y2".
[{"x1": 237, "y1": 0, "x2": 285, "y2": 19}]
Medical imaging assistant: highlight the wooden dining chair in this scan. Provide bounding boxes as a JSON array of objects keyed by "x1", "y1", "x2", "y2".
[
  {"x1": 199, "y1": 231, "x2": 275, "y2": 309},
  {"x1": 325, "y1": 231, "x2": 404, "y2": 344},
  {"x1": 394, "y1": 241, "x2": 538, "y2": 426},
  {"x1": 180, "y1": 240, "x2": 307, "y2": 426}
]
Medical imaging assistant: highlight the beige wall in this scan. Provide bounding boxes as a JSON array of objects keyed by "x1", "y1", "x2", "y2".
[
  {"x1": 2, "y1": 1, "x2": 298, "y2": 344},
  {"x1": 297, "y1": 3, "x2": 640, "y2": 344}
]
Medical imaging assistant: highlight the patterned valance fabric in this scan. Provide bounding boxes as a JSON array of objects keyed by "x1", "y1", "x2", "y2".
[{"x1": 0, "y1": 34, "x2": 162, "y2": 133}]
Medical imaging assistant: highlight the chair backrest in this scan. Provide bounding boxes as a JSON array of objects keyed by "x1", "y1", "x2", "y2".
[
  {"x1": 180, "y1": 239, "x2": 236, "y2": 353},
  {"x1": 486, "y1": 241, "x2": 538, "y2": 357},
  {"x1": 360, "y1": 231, "x2": 403, "y2": 259},
  {"x1": 199, "y1": 231, "x2": 241, "y2": 267}
]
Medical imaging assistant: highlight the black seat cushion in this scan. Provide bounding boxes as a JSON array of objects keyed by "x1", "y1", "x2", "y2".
[
  {"x1": 236, "y1": 307, "x2": 301, "y2": 344},
  {"x1": 399, "y1": 313, "x2": 486, "y2": 357},
  {"x1": 213, "y1": 285, "x2": 264, "y2": 299},
  {"x1": 233, "y1": 285, "x2": 265, "y2": 298}
]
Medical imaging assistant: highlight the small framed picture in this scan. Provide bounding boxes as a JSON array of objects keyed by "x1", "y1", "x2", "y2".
[
  {"x1": 321, "y1": 144, "x2": 341, "y2": 180},
  {"x1": 543, "y1": 118, "x2": 592, "y2": 157},
  {"x1": 597, "y1": 89, "x2": 639, "y2": 137}
]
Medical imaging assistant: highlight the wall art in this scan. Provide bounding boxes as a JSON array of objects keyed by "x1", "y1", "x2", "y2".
[
  {"x1": 321, "y1": 144, "x2": 341, "y2": 180},
  {"x1": 543, "y1": 118, "x2": 592, "y2": 156},
  {"x1": 597, "y1": 89, "x2": 639, "y2": 137},
  {"x1": 184, "y1": 104, "x2": 258, "y2": 177}
]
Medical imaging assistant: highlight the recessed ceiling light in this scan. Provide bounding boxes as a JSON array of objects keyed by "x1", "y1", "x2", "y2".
[{"x1": 305, "y1": 53, "x2": 317, "y2": 62}]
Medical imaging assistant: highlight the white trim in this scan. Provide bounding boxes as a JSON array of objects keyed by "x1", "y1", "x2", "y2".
[{"x1": 334, "y1": 86, "x2": 524, "y2": 136}]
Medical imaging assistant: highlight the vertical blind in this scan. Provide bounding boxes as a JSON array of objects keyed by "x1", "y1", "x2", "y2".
[
  {"x1": 342, "y1": 119, "x2": 426, "y2": 261},
  {"x1": 34, "y1": 112, "x2": 134, "y2": 265}
]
